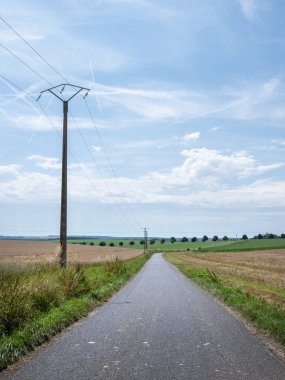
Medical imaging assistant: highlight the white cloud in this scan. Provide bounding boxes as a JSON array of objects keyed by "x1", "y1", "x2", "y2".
[
  {"x1": 238, "y1": 0, "x2": 268, "y2": 21},
  {"x1": 1, "y1": 149, "x2": 282, "y2": 208},
  {"x1": 182, "y1": 132, "x2": 200, "y2": 141},
  {"x1": 0, "y1": 164, "x2": 22, "y2": 174},
  {"x1": 92, "y1": 145, "x2": 102, "y2": 153}
]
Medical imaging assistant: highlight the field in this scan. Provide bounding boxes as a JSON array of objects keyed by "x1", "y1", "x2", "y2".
[
  {"x1": 0, "y1": 240, "x2": 142, "y2": 264},
  {"x1": 67, "y1": 237, "x2": 285, "y2": 251},
  {"x1": 166, "y1": 249, "x2": 285, "y2": 347}
]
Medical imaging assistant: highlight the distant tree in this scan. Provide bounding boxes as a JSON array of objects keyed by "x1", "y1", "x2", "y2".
[
  {"x1": 212, "y1": 235, "x2": 218, "y2": 241},
  {"x1": 109, "y1": 242, "x2": 114, "y2": 247},
  {"x1": 81, "y1": 241, "x2": 86, "y2": 245},
  {"x1": 191, "y1": 237, "x2": 197, "y2": 243},
  {"x1": 90, "y1": 242, "x2": 94, "y2": 246},
  {"x1": 268, "y1": 233, "x2": 275, "y2": 239},
  {"x1": 170, "y1": 237, "x2": 176, "y2": 243},
  {"x1": 149, "y1": 239, "x2": 156, "y2": 245},
  {"x1": 202, "y1": 235, "x2": 208, "y2": 242},
  {"x1": 140, "y1": 240, "x2": 145, "y2": 245},
  {"x1": 222, "y1": 236, "x2": 228, "y2": 241},
  {"x1": 129, "y1": 241, "x2": 135, "y2": 246},
  {"x1": 99, "y1": 241, "x2": 106, "y2": 246},
  {"x1": 181, "y1": 237, "x2": 188, "y2": 242},
  {"x1": 119, "y1": 241, "x2": 124, "y2": 247},
  {"x1": 280, "y1": 233, "x2": 285, "y2": 239},
  {"x1": 253, "y1": 235, "x2": 257, "y2": 239},
  {"x1": 160, "y1": 239, "x2": 166, "y2": 244},
  {"x1": 242, "y1": 234, "x2": 248, "y2": 240},
  {"x1": 257, "y1": 234, "x2": 263, "y2": 239}
]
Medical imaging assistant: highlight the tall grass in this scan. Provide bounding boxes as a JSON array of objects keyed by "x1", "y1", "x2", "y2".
[{"x1": 0, "y1": 253, "x2": 150, "y2": 370}]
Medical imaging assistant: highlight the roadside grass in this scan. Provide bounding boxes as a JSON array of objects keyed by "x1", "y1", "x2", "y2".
[
  {"x1": 166, "y1": 251, "x2": 285, "y2": 348},
  {"x1": 0, "y1": 253, "x2": 150, "y2": 371}
]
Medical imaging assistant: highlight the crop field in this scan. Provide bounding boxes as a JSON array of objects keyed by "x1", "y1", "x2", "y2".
[
  {"x1": 0, "y1": 240, "x2": 142, "y2": 264},
  {"x1": 166, "y1": 249, "x2": 285, "y2": 346}
]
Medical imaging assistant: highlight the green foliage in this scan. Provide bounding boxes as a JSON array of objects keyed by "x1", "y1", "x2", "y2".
[
  {"x1": 129, "y1": 241, "x2": 135, "y2": 246},
  {"x1": 242, "y1": 234, "x2": 248, "y2": 240},
  {"x1": 89, "y1": 242, "x2": 94, "y2": 246},
  {"x1": 181, "y1": 237, "x2": 188, "y2": 242},
  {"x1": 109, "y1": 242, "x2": 115, "y2": 247},
  {"x1": 202, "y1": 235, "x2": 208, "y2": 242},
  {"x1": 149, "y1": 239, "x2": 156, "y2": 245},
  {"x1": 212, "y1": 235, "x2": 219, "y2": 241},
  {"x1": 160, "y1": 239, "x2": 165, "y2": 244},
  {"x1": 170, "y1": 237, "x2": 176, "y2": 243},
  {"x1": 191, "y1": 237, "x2": 197, "y2": 243},
  {"x1": 222, "y1": 236, "x2": 229, "y2": 241},
  {"x1": 99, "y1": 241, "x2": 106, "y2": 246},
  {"x1": 119, "y1": 241, "x2": 124, "y2": 247},
  {"x1": 0, "y1": 254, "x2": 150, "y2": 371}
]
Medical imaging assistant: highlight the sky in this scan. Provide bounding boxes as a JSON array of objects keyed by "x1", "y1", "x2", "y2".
[{"x1": 0, "y1": 0, "x2": 285, "y2": 238}]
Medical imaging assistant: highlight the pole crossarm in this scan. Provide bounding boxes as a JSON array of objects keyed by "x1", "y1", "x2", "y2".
[{"x1": 38, "y1": 83, "x2": 90, "y2": 267}]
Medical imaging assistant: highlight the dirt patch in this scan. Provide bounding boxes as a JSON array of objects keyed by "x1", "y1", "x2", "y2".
[{"x1": 0, "y1": 240, "x2": 142, "y2": 264}]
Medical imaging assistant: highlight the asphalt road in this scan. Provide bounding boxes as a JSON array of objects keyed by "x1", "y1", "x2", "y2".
[{"x1": 2, "y1": 253, "x2": 285, "y2": 380}]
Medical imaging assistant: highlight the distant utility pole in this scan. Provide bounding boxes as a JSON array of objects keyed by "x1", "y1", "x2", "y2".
[
  {"x1": 38, "y1": 84, "x2": 90, "y2": 268},
  {"x1": 144, "y1": 228, "x2": 149, "y2": 253}
]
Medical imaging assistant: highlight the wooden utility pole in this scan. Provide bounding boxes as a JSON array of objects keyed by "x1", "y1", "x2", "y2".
[{"x1": 38, "y1": 84, "x2": 90, "y2": 267}]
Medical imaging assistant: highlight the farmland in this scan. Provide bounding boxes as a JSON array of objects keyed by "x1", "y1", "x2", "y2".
[
  {"x1": 166, "y1": 249, "x2": 285, "y2": 347},
  {"x1": 0, "y1": 240, "x2": 142, "y2": 264}
]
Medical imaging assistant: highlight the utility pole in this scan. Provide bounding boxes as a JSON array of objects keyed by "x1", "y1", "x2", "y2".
[
  {"x1": 38, "y1": 84, "x2": 90, "y2": 267},
  {"x1": 144, "y1": 228, "x2": 149, "y2": 253}
]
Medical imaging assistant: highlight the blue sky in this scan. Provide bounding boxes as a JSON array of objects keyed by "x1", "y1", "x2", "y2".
[{"x1": 1, "y1": 0, "x2": 285, "y2": 238}]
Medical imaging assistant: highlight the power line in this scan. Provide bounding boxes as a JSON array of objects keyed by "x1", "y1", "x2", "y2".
[
  {"x1": 83, "y1": 96, "x2": 142, "y2": 228},
  {"x1": 0, "y1": 42, "x2": 53, "y2": 86},
  {"x1": 0, "y1": 16, "x2": 69, "y2": 83},
  {"x1": 69, "y1": 109, "x2": 138, "y2": 228},
  {"x1": 0, "y1": 17, "x2": 142, "y2": 230},
  {"x1": 0, "y1": 75, "x2": 135, "y2": 230}
]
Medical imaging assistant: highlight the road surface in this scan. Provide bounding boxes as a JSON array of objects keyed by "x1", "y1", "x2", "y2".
[{"x1": 2, "y1": 253, "x2": 285, "y2": 379}]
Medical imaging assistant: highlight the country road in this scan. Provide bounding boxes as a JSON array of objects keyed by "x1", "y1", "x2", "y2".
[{"x1": 2, "y1": 253, "x2": 285, "y2": 380}]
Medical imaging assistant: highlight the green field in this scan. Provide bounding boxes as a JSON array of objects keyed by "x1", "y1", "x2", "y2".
[{"x1": 66, "y1": 237, "x2": 285, "y2": 252}]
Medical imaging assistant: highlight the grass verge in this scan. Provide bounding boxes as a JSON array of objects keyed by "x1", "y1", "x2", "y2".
[
  {"x1": 166, "y1": 252, "x2": 285, "y2": 349},
  {"x1": 0, "y1": 253, "x2": 150, "y2": 371}
]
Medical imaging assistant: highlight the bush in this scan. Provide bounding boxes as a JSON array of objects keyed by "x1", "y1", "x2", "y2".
[
  {"x1": 170, "y1": 237, "x2": 176, "y2": 243},
  {"x1": 80, "y1": 242, "x2": 86, "y2": 245},
  {"x1": 212, "y1": 235, "x2": 218, "y2": 241},
  {"x1": 222, "y1": 236, "x2": 228, "y2": 241},
  {"x1": 202, "y1": 235, "x2": 208, "y2": 242},
  {"x1": 119, "y1": 242, "x2": 124, "y2": 247},
  {"x1": 160, "y1": 239, "x2": 165, "y2": 244},
  {"x1": 99, "y1": 241, "x2": 106, "y2": 246},
  {"x1": 89, "y1": 242, "x2": 94, "y2": 246},
  {"x1": 149, "y1": 239, "x2": 156, "y2": 245},
  {"x1": 242, "y1": 234, "x2": 248, "y2": 240},
  {"x1": 129, "y1": 241, "x2": 135, "y2": 246},
  {"x1": 109, "y1": 242, "x2": 114, "y2": 247},
  {"x1": 140, "y1": 240, "x2": 145, "y2": 245},
  {"x1": 181, "y1": 237, "x2": 188, "y2": 242},
  {"x1": 191, "y1": 237, "x2": 197, "y2": 243}
]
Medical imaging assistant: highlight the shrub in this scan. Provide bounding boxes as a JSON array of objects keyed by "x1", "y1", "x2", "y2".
[
  {"x1": 181, "y1": 237, "x2": 188, "y2": 242},
  {"x1": 202, "y1": 235, "x2": 208, "y2": 242},
  {"x1": 80, "y1": 242, "x2": 86, "y2": 245},
  {"x1": 129, "y1": 241, "x2": 135, "y2": 246},
  {"x1": 191, "y1": 237, "x2": 197, "y2": 243},
  {"x1": 212, "y1": 235, "x2": 218, "y2": 241},
  {"x1": 242, "y1": 234, "x2": 248, "y2": 240},
  {"x1": 149, "y1": 239, "x2": 156, "y2": 245},
  {"x1": 109, "y1": 242, "x2": 115, "y2": 247},
  {"x1": 89, "y1": 242, "x2": 94, "y2": 246},
  {"x1": 170, "y1": 237, "x2": 176, "y2": 243},
  {"x1": 160, "y1": 239, "x2": 165, "y2": 244},
  {"x1": 119, "y1": 241, "x2": 124, "y2": 247},
  {"x1": 99, "y1": 241, "x2": 106, "y2": 246},
  {"x1": 222, "y1": 236, "x2": 228, "y2": 241}
]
